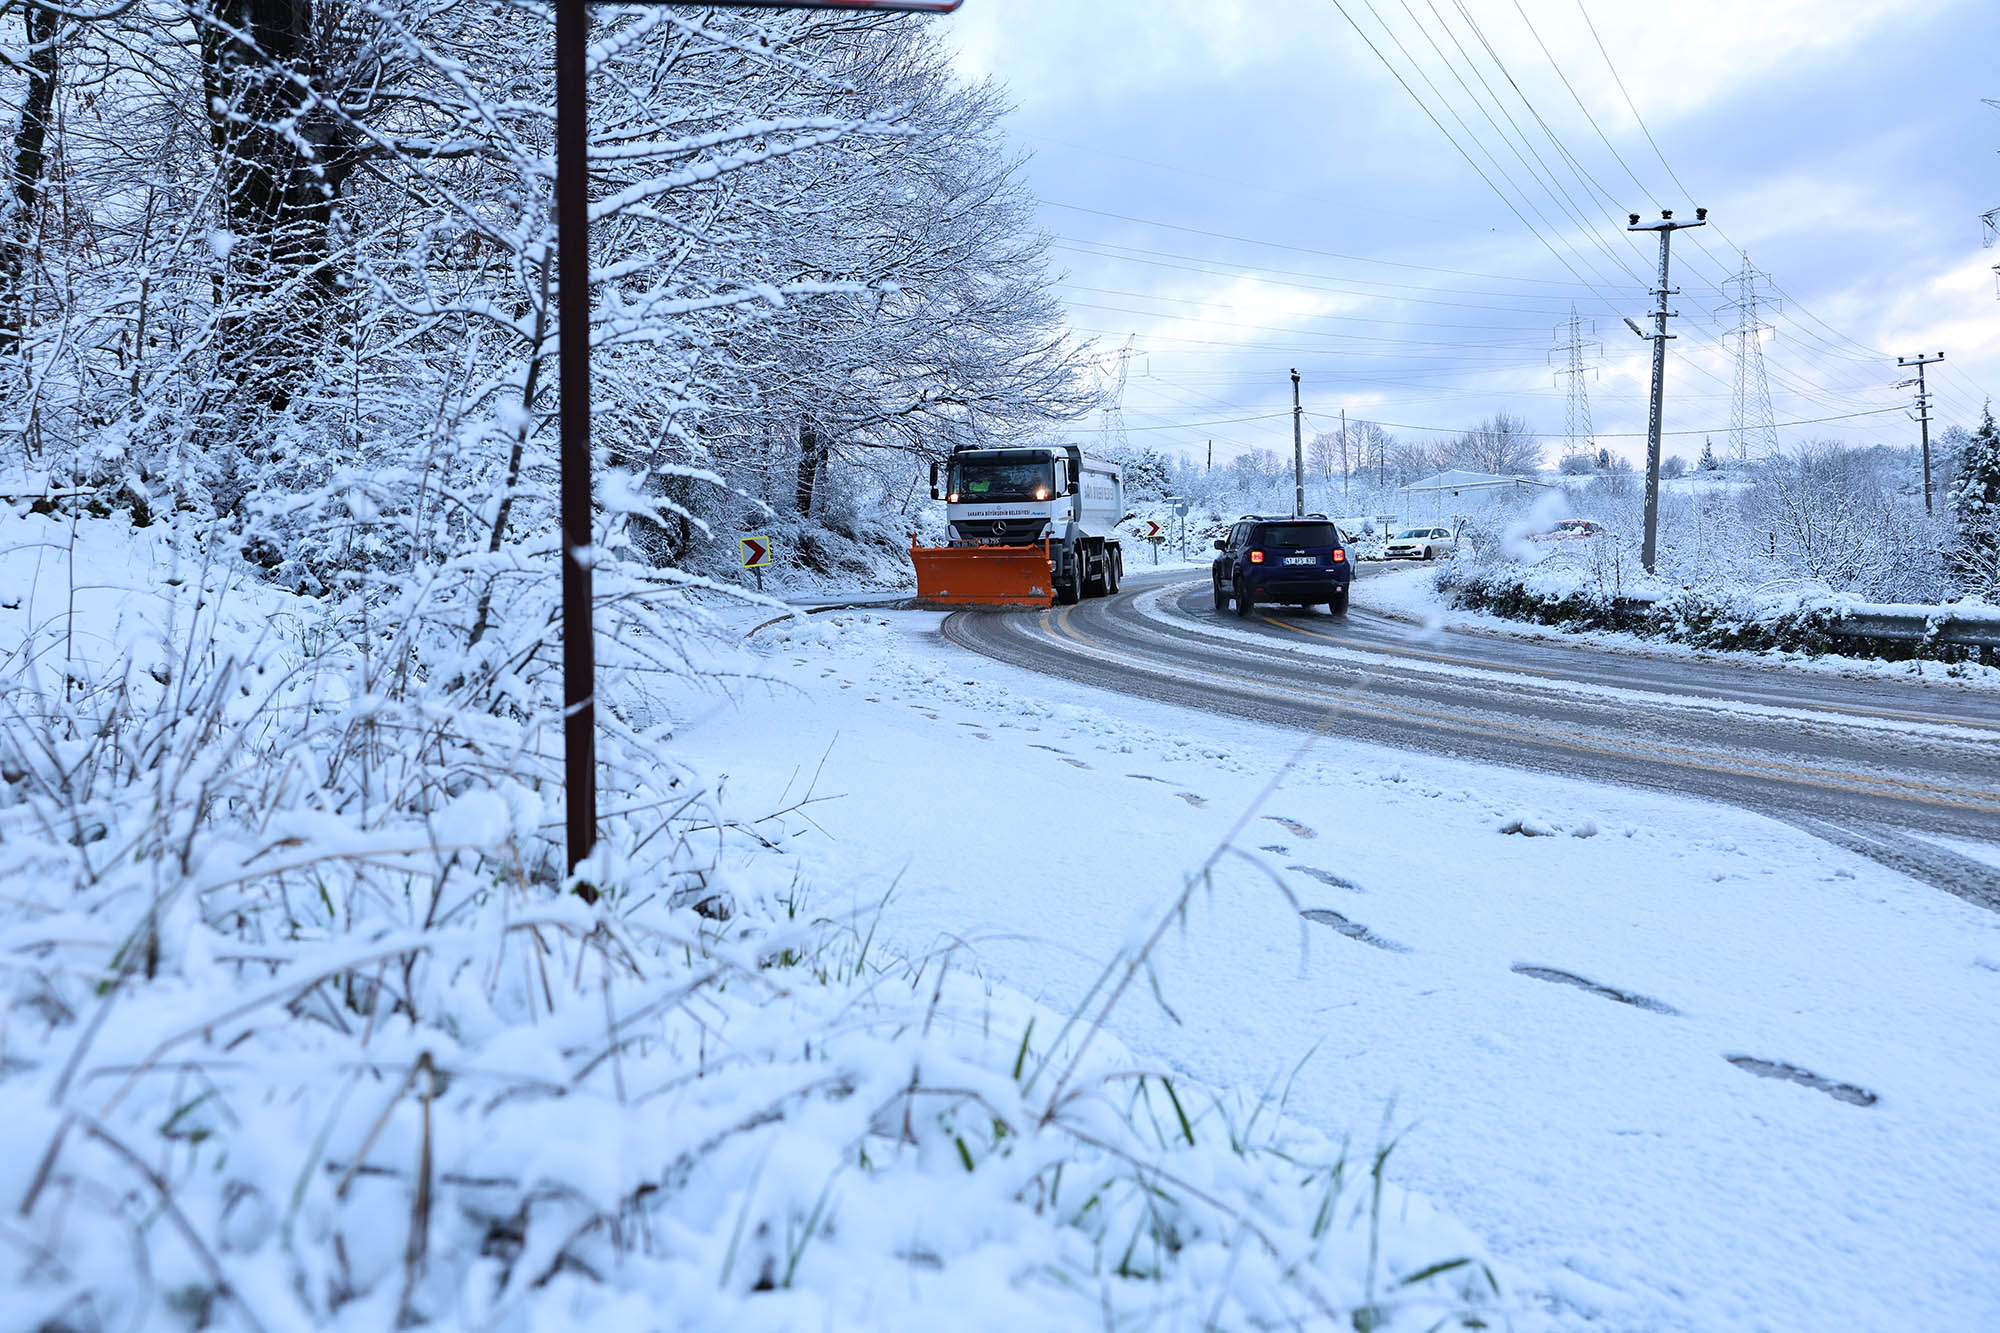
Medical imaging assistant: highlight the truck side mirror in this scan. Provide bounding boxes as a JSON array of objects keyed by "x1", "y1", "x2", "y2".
[{"x1": 929, "y1": 462, "x2": 940, "y2": 500}]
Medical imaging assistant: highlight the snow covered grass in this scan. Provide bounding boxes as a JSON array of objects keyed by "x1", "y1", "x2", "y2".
[{"x1": 1, "y1": 509, "x2": 1502, "y2": 1330}]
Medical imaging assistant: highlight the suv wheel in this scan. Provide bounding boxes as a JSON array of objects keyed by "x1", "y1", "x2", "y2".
[
  {"x1": 1329, "y1": 588, "x2": 1349, "y2": 616},
  {"x1": 1212, "y1": 577, "x2": 1228, "y2": 612},
  {"x1": 1233, "y1": 577, "x2": 1254, "y2": 619}
]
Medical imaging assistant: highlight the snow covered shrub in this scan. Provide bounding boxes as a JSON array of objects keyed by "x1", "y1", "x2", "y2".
[{"x1": 1738, "y1": 441, "x2": 1952, "y2": 601}]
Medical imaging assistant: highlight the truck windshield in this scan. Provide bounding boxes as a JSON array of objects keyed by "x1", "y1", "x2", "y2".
[{"x1": 948, "y1": 458, "x2": 1055, "y2": 502}]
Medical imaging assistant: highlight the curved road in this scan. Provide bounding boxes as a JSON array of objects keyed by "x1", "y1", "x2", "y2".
[{"x1": 941, "y1": 566, "x2": 2000, "y2": 909}]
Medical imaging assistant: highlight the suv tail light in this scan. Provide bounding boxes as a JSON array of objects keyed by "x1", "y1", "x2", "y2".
[
  {"x1": 1249, "y1": 550, "x2": 1265, "y2": 564},
  {"x1": 1332, "y1": 548, "x2": 1346, "y2": 562}
]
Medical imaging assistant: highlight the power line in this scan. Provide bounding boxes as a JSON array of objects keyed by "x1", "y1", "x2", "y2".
[
  {"x1": 1043, "y1": 200, "x2": 1605, "y2": 287},
  {"x1": 1322, "y1": 0, "x2": 1634, "y2": 298},
  {"x1": 1051, "y1": 239, "x2": 1622, "y2": 312}
]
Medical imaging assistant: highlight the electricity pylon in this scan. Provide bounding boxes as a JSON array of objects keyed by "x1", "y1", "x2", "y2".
[
  {"x1": 1100, "y1": 334, "x2": 1136, "y2": 454},
  {"x1": 1718, "y1": 252, "x2": 1779, "y2": 462},
  {"x1": 1549, "y1": 305, "x2": 1599, "y2": 464},
  {"x1": 1983, "y1": 99, "x2": 1999, "y2": 297}
]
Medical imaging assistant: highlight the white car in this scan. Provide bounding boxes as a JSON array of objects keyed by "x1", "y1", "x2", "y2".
[{"x1": 1383, "y1": 526, "x2": 1458, "y2": 560}]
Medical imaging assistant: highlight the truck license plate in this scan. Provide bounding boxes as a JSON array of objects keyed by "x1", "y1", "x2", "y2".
[{"x1": 1283, "y1": 556, "x2": 1315, "y2": 565}]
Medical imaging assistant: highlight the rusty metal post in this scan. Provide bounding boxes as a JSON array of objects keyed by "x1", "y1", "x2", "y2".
[{"x1": 557, "y1": 0, "x2": 596, "y2": 876}]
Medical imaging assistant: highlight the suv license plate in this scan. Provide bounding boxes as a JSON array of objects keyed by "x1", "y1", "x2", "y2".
[{"x1": 1283, "y1": 556, "x2": 1315, "y2": 565}]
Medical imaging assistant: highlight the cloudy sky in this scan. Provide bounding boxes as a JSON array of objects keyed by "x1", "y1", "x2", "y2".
[{"x1": 943, "y1": 0, "x2": 2000, "y2": 469}]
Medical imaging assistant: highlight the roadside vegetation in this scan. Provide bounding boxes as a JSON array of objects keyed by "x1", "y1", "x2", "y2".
[{"x1": 1, "y1": 8, "x2": 1502, "y2": 1327}]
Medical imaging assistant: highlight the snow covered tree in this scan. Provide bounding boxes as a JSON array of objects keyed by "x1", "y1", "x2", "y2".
[
  {"x1": 1442, "y1": 412, "x2": 1541, "y2": 475},
  {"x1": 1107, "y1": 443, "x2": 1173, "y2": 500},
  {"x1": 0, "y1": 0, "x2": 57, "y2": 358},
  {"x1": 1950, "y1": 406, "x2": 2000, "y2": 596}
]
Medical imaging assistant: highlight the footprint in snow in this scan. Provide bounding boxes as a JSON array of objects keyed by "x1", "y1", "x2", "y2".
[
  {"x1": 1259, "y1": 844, "x2": 1288, "y2": 855},
  {"x1": 1301, "y1": 908, "x2": 1410, "y2": 953},
  {"x1": 1126, "y1": 774, "x2": 1173, "y2": 784},
  {"x1": 1725, "y1": 1055, "x2": 1877, "y2": 1107},
  {"x1": 1289, "y1": 865, "x2": 1365, "y2": 893},
  {"x1": 1511, "y1": 965, "x2": 1678, "y2": 1015},
  {"x1": 971, "y1": 733, "x2": 990, "y2": 741},
  {"x1": 1177, "y1": 793, "x2": 1206, "y2": 807},
  {"x1": 1059, "y1": 757, "x2": 1091, "y2": 770},
  {"x1": 1029, "y1": 744, "x2": 1069, "y2": 754},
  {"x1": 1264, "y1": 816, "x2": 1316, "y2": 840}
]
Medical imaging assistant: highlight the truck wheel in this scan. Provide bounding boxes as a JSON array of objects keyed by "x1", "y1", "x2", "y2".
[
  {"x1": 1105, "y1": 552, "x2": 1121, "y2": 595},
  {"x1": 1233, "y1": 577, "x2": 1254, "y2": 618},
  {"x1": 1056, "y1": 561, "x2": 1082, "y2": 605},
  {"x1": 1213, "y1": 577, "x2": 1228, "y2": 612}
]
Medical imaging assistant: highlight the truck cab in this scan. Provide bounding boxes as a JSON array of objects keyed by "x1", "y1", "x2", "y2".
[{"x1": 926, "y1": 444, "x2": 1125, "y2": 603}]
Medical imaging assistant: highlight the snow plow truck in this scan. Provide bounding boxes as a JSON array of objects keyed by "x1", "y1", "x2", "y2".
[{"x1": 911, "y1": 444, "x2": 1125, "y2": 607}]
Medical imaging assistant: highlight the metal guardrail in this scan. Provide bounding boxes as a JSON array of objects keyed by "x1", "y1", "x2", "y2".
[
  {"x1": 1603, "y1": 591, "x2": 2000, "y2": 651},
  {"x1": 1828, "y1": 609, "x2": 2000, "y2": 650}
]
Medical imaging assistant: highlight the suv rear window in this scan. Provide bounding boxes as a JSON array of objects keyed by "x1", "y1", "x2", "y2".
[{"x1": 1253, "y1": 522, "x2": 1340, "y2": 548}]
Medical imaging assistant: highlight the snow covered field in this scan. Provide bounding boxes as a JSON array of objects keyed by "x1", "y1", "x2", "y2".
[
  {"x1": 8, "y1": 509, "x2": 1999, "y2": 1330},
  {"x1": 680, "y1": 600, "x2": 2000, "y2": 1330}
]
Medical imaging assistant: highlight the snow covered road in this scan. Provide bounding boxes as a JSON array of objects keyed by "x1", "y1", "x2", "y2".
[
  {"x1": 664, "y1": 591, "x2": 2000, "y2": 1330},
  {"x1": 942, "y1": 569, "x2": 2000, "y2": 909}
]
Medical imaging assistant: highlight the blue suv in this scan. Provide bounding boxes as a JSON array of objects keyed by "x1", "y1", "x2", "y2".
[{"x1": 1212, "y1": 515, "x2": 1352, "y2": 617}]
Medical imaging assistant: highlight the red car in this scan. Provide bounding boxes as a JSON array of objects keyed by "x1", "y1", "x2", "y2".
[{"x1": 1528, "y1": 518, "x2": 1608, "y2": 542}]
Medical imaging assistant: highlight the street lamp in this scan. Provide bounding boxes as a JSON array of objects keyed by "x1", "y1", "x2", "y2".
[{"x1": 554, "y1": 0, "x2": 964, "y2": 881}]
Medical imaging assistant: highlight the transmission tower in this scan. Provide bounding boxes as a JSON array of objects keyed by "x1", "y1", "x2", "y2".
[
  {"x1": 1100, "y1": 334, "x2": 1137, "y2": 454},
  {"x1": 1549, "y1": 305, "x2": 1599, "y2": 463},
  {"x1": 1718, "y1": 253, "x2": 1779, "y2": 461},
  {"x1": 1983, "y1": 98, "x2": 1999, "y2": 297}
]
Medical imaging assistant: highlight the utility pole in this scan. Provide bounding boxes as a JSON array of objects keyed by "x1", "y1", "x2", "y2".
[
  {"x1": 1625, "y1": 207, "x2": 1707, "y2": 574},
  {"x1": 1897, "y1": 351, "x2": 1945, "y2": 512},
  {"x1": 1291, "y1": 368, "x2": 1305, "y2": 517},
  {"x1": 1206, "y1": 440, "x2": 1212, "y2": 473},
  {"x1": 1340, "y1": 408, "x2": 1349, "y2": 506}
]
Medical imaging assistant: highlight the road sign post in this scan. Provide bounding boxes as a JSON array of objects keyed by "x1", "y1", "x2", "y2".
[
  {"x1": 739, "y1": 535, "x2": 773, "y2": 592},
  {"x1": 553, "y1": 0, "x2": 963, "y2": 878}
]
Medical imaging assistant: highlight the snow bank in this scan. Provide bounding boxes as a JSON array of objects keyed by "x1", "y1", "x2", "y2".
[{"x1": 1433, "y1": 558, "x2": 2000, "y2": 674}]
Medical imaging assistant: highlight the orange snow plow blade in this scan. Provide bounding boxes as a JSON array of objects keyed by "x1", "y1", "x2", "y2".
[{"x1": 910, "y1": 538, "x2": 1055, "y2": 608}]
